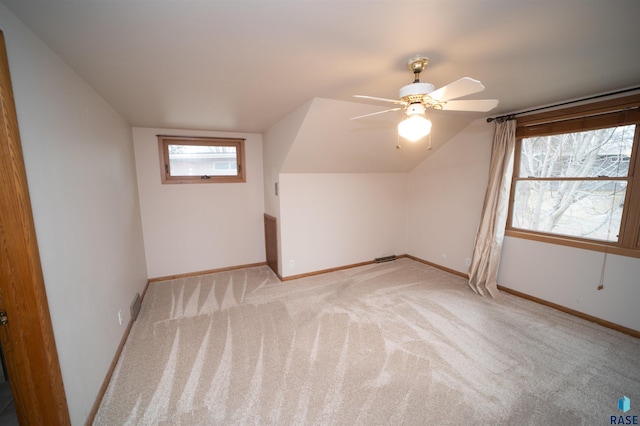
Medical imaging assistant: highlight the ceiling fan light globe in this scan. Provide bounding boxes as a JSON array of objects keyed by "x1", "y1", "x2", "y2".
[{"x1": 398, "y1": 115, "x2": 432, "y2": 141}]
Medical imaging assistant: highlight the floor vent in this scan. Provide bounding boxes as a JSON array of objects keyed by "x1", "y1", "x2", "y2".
[
  {"x1": 374, "y1": 255, "x2": 397, "y2": 263},
  {"x1": 130, "y1": 293, "x2": 141, "y2": 322}
]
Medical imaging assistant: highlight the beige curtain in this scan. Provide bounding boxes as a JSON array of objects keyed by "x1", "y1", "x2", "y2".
[{"x1": 468, "y1": 119, "x2": 516, "y2": 297}]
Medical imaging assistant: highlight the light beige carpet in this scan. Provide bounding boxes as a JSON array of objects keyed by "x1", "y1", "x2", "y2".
[{"x1": 94, "y1": 258, "x2": 640, "y2": 425}]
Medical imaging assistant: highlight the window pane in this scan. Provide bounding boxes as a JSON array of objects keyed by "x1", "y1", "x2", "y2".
[
  {"x1": 168, "y1": 144, "x2": 238, "y2": 176},
  {"x1": 519, "y1": 125, "x2": 634, "y2": 178},
  {"x1": 512, "y1": 179, "x2": 627, "y2": 242}
]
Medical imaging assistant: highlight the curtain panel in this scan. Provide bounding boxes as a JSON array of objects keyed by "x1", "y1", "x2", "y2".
[{"x1": 468, "y1": 119, "x2": 516, "y2": 297}]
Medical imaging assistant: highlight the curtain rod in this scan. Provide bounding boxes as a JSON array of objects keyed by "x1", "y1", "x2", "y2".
[{"x1": 486, "y1": 86, "x2": 640, "y2": 123}]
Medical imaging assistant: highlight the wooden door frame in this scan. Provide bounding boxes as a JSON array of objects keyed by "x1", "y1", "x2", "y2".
[
  {"x1": 0, "y1": 30, "x2": 70, "y2": 424},
  {"x1": 264, "y1": 214, "x2": 280, "y2": 278}
]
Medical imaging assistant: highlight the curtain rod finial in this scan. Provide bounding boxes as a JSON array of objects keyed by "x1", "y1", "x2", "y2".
[{"x1": 488, "y1": 114, "x2": 516, "y2": 123}]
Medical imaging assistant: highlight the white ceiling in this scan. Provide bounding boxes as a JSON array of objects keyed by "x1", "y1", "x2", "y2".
[{"x1": 2, "y1": 0, "x2": 640, "y2": 135}]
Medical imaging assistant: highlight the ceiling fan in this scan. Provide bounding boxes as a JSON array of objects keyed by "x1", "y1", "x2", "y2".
[{"x1": 352, "y1": 56, "x2": 498, "y2": 142}]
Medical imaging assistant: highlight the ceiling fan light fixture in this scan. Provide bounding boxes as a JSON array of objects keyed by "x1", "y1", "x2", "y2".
[
  {"x1": 352, "y1": 57, "x2": 498, "y2": 141},
  {"x1": 398, "y1": 114, "x2": 432, "y2": 141}
]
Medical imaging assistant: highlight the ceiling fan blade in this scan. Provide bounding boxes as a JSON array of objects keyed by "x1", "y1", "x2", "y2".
[
  {"x1": 353, "y1": 95, "x2": 407, "y2": 105},
  {"x1": 429, "y1": 77, "x2": 486, "y2": 101},
  {"x1": 441, "y1": 99, "x2": 499, "y2": 112},
  {"x1": 351, "y1": 107, "x2": 403, "y2": 120}
]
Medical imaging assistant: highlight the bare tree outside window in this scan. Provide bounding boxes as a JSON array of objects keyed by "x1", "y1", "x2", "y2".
[
  {"x1": 512, "y1": 125, "x2": 634, "y2": 242},
  {"x1": 158, "y1": 136, "x2": 246, "y2": 184}
]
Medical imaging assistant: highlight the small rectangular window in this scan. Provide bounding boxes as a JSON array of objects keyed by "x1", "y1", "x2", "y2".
[{"x1": 158, "y1": 136, "x2": 246, "y2": 184}]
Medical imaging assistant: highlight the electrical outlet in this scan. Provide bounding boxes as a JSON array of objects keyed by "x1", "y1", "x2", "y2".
[
  {"x1": 441, "y1": 253, "x2": 447, "y2": 260},
  {"x1": 118, "y1": 310, "x2": 122, "y2": 325},
  {"x1": 465, "y1": 258, "x2": 471, "y2": 267},
  {"x1": 289, "y1": 259, "x2": 295, "y2": 268}
]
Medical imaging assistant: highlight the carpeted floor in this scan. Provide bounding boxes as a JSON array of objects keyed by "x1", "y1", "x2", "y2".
[{"x1": 94, "y1": 258, "x2": 640, "y2": 425}]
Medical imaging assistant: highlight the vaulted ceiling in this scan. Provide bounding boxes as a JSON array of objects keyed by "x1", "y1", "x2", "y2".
[{"x1": 2, "y1": 0, "x2": 640, "y2": 147}]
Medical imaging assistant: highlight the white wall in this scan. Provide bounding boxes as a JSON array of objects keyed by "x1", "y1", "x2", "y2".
[
  {"x1": 498, "y1": 237, "x2": 640, "y2": 331},
  {"x1": 279, "y1": 173, "x2": 407, "y2": 277},
  {"x1": 280, "y1": 98, "x2": 433, "y2": 174},
  {"x1": 133, "y1": 127, "x2": 265, "y2": 278},
  {"x1": 263, "y1": 100, "x2": 312, "y2": 219},
  {"x1": 0, "y1": 5, "x2": 148, "y2": 424},
  {"x1": 407, "y1": 118, "x2": 493, "y2": 273}
]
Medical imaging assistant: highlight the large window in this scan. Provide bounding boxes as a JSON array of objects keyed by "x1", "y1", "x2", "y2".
[
  {"x1": 158, "y1": 136, "x2": 246, "y2": 184},
  {"x1": 507, "y1": 94, "x2": 640, "y2": 257}
]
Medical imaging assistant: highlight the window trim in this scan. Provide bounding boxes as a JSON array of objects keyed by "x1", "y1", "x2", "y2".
[
  {"x1": 157, "y1": 135, "x2": 246, "y2": 184},
  {"x1": 506, "y1": 94, "x2": 640, "y2": 258}
]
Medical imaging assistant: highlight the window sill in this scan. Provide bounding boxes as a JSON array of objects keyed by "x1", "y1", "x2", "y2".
[
  {"x1": 162, "y1": 176, "x2": 246, "y2": 184},
  {"x1": 504, "y1": 229, "x2": 640, "y2": 259}
]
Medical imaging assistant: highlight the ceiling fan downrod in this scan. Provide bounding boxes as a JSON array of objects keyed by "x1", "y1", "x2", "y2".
[{"x1": 407, "y1": 56, "x2": 429, "y2": 83}]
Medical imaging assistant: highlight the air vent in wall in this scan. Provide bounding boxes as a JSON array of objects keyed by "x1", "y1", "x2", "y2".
[{"x1": 130, "y1": 293, "x2": 141, "y2": 321}]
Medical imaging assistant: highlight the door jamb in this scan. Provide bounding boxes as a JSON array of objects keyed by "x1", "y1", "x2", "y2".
[{"x1": 0, "y1": 29, "x2": 71, "y2": 425}]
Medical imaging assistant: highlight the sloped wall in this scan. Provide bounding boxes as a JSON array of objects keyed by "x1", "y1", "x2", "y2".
[
  {"x1": 263, "y1": 99, "x2": 313, "y2": 219},
  {"x1": 281, "y1": 98, "x2": 432, "y2": 173},
  {"x1": 269, "y1": 98, "x2": 416, "y2": 278},
  {"x1": 0, "y1": 5, "x2": 148, "y2": 423},
  {"x1": 268, "y1": 98, "x2": 481, "y2": 279}
]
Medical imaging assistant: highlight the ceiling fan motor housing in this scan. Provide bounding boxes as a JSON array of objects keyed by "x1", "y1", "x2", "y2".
[{"x1": 399, "y1": 82, "x2": 435, "y2": 103}]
